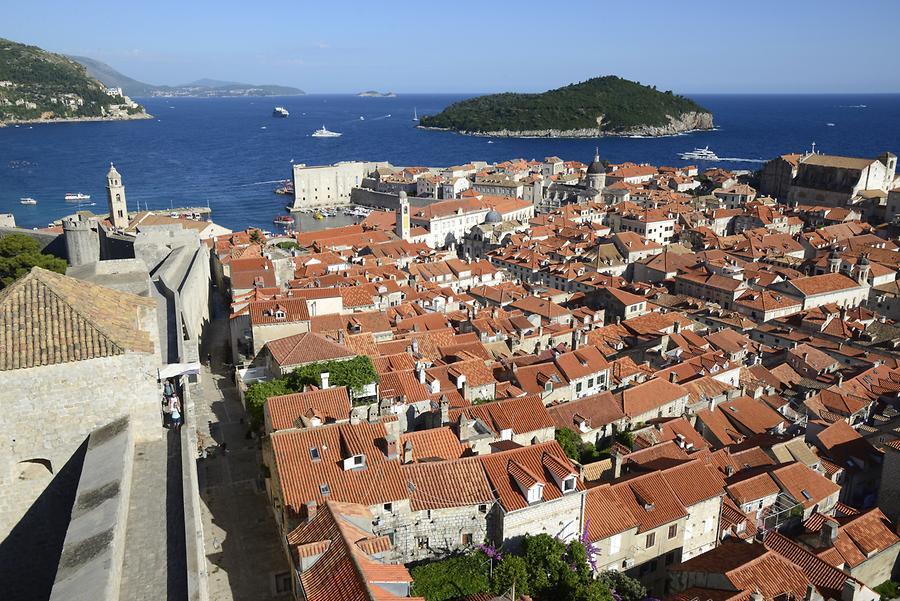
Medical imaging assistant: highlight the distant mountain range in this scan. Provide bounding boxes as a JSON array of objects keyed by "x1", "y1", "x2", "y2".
[{"x1": 70, "y1": 56, "x2": 305, "y2": 98}]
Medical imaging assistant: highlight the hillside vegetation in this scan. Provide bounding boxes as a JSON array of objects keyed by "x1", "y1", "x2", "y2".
[
  {"x1": 419, "y1": 75, "x2": 712, "y2": 135},
  {"x1": 0, "y1": 38, "x2": 145, "y2": 123}
]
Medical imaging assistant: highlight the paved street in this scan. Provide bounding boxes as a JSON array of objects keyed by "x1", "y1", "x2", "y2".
[{"x1": 194, "y1": 289, "x2": 291, "y2": 601}]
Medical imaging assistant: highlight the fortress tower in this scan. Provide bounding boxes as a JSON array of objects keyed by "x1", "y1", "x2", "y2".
[
  {"x1": 396, "y1": 191, "x2": 410, "y2": 241},
  {"x1": 63, "y1": 213, "x2": 100, "y2": 266},
  {"x1": 106, "y1": 162, "x2": 129, "y2": 229}
]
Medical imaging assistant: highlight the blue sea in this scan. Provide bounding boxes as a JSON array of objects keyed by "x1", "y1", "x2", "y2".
[{"x1": 1, "y1": 94, "x2": 899, "y2": 231}]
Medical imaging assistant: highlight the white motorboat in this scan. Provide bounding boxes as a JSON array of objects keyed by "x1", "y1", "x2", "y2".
[
  {"x1": 311, "y1": 125, "x2": 341, "y2": 138},
  {"x1": 678, "y1": 146, "x2": 720, "y2": 161},
  {"x1": 65, "y1": 192, "x2": 91, "y2": 202},
  {"x1": 273, "y1": 106, "x2": 289, "y2": 117},
  {"x1": 19, "y1": 197, "x2": 37, "y2": 205}
]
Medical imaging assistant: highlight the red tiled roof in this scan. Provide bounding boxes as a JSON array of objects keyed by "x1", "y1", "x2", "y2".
[
  {"x1": 267, "y1": 387, "x2": 352, "y2": 430},
  {"x1": 267, "y1": 331, "x2": 356, "y2": 368}
]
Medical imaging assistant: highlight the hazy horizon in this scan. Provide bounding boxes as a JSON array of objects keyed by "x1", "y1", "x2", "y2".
[{"x1": 4, "y1": 0, "x2": 900, "y2": 95}]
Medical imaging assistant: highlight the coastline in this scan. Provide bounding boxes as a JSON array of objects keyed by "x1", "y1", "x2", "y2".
[{"x1": 0, "y1": 112, "x2": 153, "y2": 128}]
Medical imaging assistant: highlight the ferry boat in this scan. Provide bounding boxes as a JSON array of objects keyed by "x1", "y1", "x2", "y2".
[
  {"x1": 311, "y1": 125, "x2": 341, "y2": 138},
  {"x1": 19, "y1": 197, "x2": 37, "y2": 205},
  {"x1": 65, "y1": 192, "x2": 91, "y2": 202},
  {"x1": 273, "y1": 215, "x2": 294, "y2": 225},
  {"x1": 272, "y1": 106, "x2": 289, "y2": 118},
  {"x1": 678, "y1": 146, "x2": 720, "y2": 161}
]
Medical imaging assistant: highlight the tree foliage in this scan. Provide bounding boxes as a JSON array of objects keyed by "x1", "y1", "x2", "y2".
[
  {"x1": 555, "y1": 428, "x2": 610, "y2": 465},
  {"x1": 597, "y1": 570, "x2": 648, "y2": 601},
  {"x1": 286, "y1": 356, "x2": 378, "y2": 402},
  {"x1": 409, "y1": 553, "x2": 491, "y2": 601},
  {"x1": 244, "y1": 356, "x2": 378, "y2": 428},
  {"x1": 419, "y1": 75, "x2": 710, "y2": 133},
  {"x1": 0, "y1": 234, "x2": 67, "y2": 288}
]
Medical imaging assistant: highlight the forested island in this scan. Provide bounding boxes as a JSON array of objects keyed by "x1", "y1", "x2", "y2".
[
  {"x1": 419, "y1": 76, "x2": 713, "y2": 137},
  {"x1": 0, "y1": 38, "x2": 149, "y2": 125}
]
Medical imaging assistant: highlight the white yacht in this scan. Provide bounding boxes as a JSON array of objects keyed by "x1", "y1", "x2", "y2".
[
  {"x1": 678, "y1": 146, "x2": 719, "y2": 161},
  {"x1": 19, "y1": 197, "x2": 37, "y2": 205},
  {"x1": 311, "y1": 125, "x2": 341, "y2": 138},
  {"x1": 64, "y1": 192, "x2": 91, "y2": 202},
  {"x1": 273, "y1": 106, "x2": 289, "y2": 117}
]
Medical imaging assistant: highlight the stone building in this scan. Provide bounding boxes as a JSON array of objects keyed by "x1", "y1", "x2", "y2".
[
  {"x1": 787, "y1": 152, "x2": 897, "y2": 207},
  {"x1": 290, "y1": 161, "x2": 390, "y2": 209},
  {"x1": 0, "y1": 267, "x2": 162, "y2": 538},
  {"x1": 106, "y1": 163, "x2": 129, "y2": 229}
]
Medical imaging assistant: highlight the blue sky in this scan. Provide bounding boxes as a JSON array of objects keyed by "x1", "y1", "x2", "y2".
[{"x1": 4, "y1": 0, "x2": 899, "y2": 94}]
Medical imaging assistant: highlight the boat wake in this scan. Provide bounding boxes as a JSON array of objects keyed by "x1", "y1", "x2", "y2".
[
  {"x1": 368, "y1": 114, "x2": 393, "y2": 121},
  {"x1": 717, "y1": 157, "x2": 767, "y2": 163},
  {"x1": 240, "y1": 179, "x2": 286, "y2": 187}
]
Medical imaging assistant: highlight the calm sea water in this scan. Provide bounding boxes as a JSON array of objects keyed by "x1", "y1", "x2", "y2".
[{"x1": 2, "y1": 94, "x2": 899, "y2": 231}]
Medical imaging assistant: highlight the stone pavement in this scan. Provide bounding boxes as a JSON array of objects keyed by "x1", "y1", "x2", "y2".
[
  {"x1": 193, "y1": 289, "x2": 291, "y2": 601},
  {"x1": 119, "y1": 434, "x2": 188, "y2": 601}
]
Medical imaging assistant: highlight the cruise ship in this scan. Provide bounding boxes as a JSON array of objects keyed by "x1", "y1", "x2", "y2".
[
  {"x1": 678, "y1": 146, "x2": 719, "y2": 161},
  {"x1": 64, "y1": 192, "x2": 91, "y2": 202},
  {"x1": 311, "y1": 125, "x2": 341, "y2": 138},
  {"x1": 273, "y1": 106, "x2": 289, "y2": 118}
]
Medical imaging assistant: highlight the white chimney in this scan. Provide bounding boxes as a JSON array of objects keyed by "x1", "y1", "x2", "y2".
[{"x1": 320, "y1": 371, "x2": 330, "y2": 389}]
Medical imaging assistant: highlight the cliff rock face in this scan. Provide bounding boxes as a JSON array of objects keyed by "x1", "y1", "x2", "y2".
[{"x1": 441, "y1": 111, "x2": 714, "y2": 138}]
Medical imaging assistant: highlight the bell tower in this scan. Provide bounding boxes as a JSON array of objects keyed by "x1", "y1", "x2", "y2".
[
  {"x1": 106, "y1": 162, "x2": 129, "y2": 229},
  {"x1": 396, "y1": 191, "x2": 410, "y2": 241}
]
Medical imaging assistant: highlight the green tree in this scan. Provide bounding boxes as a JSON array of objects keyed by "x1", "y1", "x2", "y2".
[
  {"x1": 614, "y1": 430, "x2": 635, "y2": 450},
  {"x1": 244, "y1": 379, "x2": 291, "y2": 428},
  {"x1": 555, "y1": 428, "x2": 582, "y2": 463},
  {"x1": 287, "y1": 356, "x2": 379, "y2": 403},
  {"x1": 492, "y1": 555, "x2": 530, "y2": 598},
  {"x1": 522, "y1": 533, "x2": 567, "y2": 596},
  {"x1": 597, "y1": 570, "x2": 647, "y2": 601},
  {"x1": 0, "y1": 233, "x2": 67, "y2": 288},
  {"x1": 409, "y1": 553, "x2": 491, "y2": 601}
]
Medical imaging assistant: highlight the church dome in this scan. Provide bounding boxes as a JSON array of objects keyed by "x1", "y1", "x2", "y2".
[
  {"x1": 484, "y1": 210, "x2": 502, "y2": 224},
  {"x1": 587, "y1": 151, "x2": 605, "y2": 175}
]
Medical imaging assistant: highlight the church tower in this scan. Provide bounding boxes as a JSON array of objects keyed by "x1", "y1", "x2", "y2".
[
  {"x1": 106, "y1": 163, "x2": 129, "y2": 229},
  {"x1": 396, "y1": 191, "x2": 410, "y2": 241},
  {"x1": 586, "y1": 148, "x2": 606, "y2": 191}
]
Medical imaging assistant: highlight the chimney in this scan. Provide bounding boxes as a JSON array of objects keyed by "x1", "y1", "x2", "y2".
[
  {"x1": 611, "y1": 449, "x2": 623, "y2": 480},
  {"x1": 402, "y1": 440, "x2": 413, "y2": 464},
  {"x1": 349, "y1": 410, "x2": 361, "y2": 425},
  {"x1": 673, "y1": 320, "x2": 681, "y2": 334},
  {"x1": 750, "y1": 592, "x2": 763, "y2": 601},
  {"x1": 416, "y1": 362, "x2": 426, "y2": 384},
  {"x1": 725, "y1": 464, "x2": 735, "y2": 477},
  {"x1": 385, "y1": 418, "x2": 399, "y2": 460},
  {"x1": 320, "y1": 371, "x2": 330, "y2": 389},
  {"x1": 669, "y1": 371, "x2": 678, "y2": 384},
  {"x1": 305, "y1": 500, "x2": 318, "y2": 523},
  {"x1": 338, "y1": 330, "x2": 345, "y2": 344},
  {"x1": 841, "y1": 579, "x2": 861, "y2": 601},
  {"x1": 820, "y1": 519, "x2": 839, "y2": 548}
]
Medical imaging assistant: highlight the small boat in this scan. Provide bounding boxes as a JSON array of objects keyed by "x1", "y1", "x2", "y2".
[
  {"x1": 360, "y1": 116, "x2": 365, "y2": 120},
  {"x1": 826, "y1": 122, "x2": 835, "y2": 127},
  {"x1": 65, "y1": 192, "x2": 91, "y2": 202},
  {"x1": 273, "y1": 106, "x2": 289, "y2": 118},
  {"x1": 413, "y1": 107, "x2": 418, "y2": 122},
  {"x1": 311, "y1": 125, "x2": 341, "y2": 138},
  {"x1": 19, "y1": 197, "x2": 37, "y2": 205},
  {"x1": 274, "y1": 215, "x2": 294, "y2": 225},
  {"x1": 313, "y1": 211, "x2": 325, "y2": 220}
]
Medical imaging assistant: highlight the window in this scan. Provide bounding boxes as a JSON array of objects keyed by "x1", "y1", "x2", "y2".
[
  {"x1": 478, "y1": 504, "x2": 488, "y2": 514},
  {"x1": 645, "y1": 532, "x2": 655, "y2": 548},
  {"x1": 417, "y1": 536, "x2": 429, "y2": 550},
  {"x1": 587, "y1": 377, "x2": 594, "y2": 388},
  {"x1": 354, "y1": 455, "x2": 365, "y2": 466},
  {"x1": 575, "y1": 382, "x2": 583, "y2": 393},
  {"x1": 563, "y1": 476, "x2": 576, "y2": 492},
  {"x1": 610, "y1": 533, "x2": 621, "y2": 555},
  {"x1": 544, "y1": 382, "x2": 553, "y2": 393},
  {"x1": 309, "y1": 447, "x2": 321, "y2": 461},
  {"x1": 668, "y1": 524, "x2": 678, "y2": 539},
  {"x1": 461, "y1": 532, "x2": 472, "y2": 545},
  {"x1": 383, "y1": 503, "x2": 393, "y2": 512},
  {"x1": 319, "y1": 483, "x2": 330, "y2": 496},
  {"x1": 274, "y1": 571, "x2": 292, "y2": 595}
]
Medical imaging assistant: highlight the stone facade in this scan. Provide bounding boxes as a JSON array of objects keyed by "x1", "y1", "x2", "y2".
[
  {"x1": 492, "y1": 490, "x2": 585, "y2": 551},
  {"x1": 0, "y1": 352, "x2": 162, "y2": 538}
]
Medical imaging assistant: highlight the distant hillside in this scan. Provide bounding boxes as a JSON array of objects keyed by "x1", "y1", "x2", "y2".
[
  {"x1": 419, "y1": 76, "x2": 713, "y2": 137},
  {"x1": 71, "y1": 56, "x2": 305, "y2": 97},
  {"x1": 0, "y1": 38, "x2": 148, "y2": 124},
  {"x1": 358, "y1": 90, "x2": 396, "y2": 97}
]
